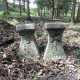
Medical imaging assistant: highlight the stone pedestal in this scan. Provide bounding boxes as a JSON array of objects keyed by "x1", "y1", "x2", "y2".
[
  {"x1": 43, "y1": 22, "x2": 66, "y2": 61},
  {"x1": 16, "y1": 23, "x2": 39, "y2": 60}
]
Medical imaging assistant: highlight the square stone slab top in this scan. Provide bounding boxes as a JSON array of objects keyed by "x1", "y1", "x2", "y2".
[
  {"x1": 16, "y1": 23, "x2": 35, "y2": 31},
  {"x1": 45, "y1": 22, "x2": 69, "y2": 29}
]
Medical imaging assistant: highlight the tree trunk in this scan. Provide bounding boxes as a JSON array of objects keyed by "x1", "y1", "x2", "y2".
[
  {"x1": 40, "y1": 7, "x2": 42, "y2": 17},
  {"x1": 57, "y1": 0, "x2": 60, "y2": 18},
  {"x1": 61, "y1": 0, "x2": 65, "y2": 17},
  {"x1": 44, "y1": 7, "x2": 45, "y2": 17},
  {"x1": 13, "y1": 0, "x2": 15, "y2": 4},
  {"x1": 4, "y1": 0, "x2": 9, "y2": 15},
  {"x1": 26, "y1": 0, "x2": 30, "y2": 19},
  {"x1": 71, "y1": 0, "x2": 76, "y2": 22},
  {"x1": 76, "y1": 2, "x2": 80, "y2": 20},
  {"x1": 52, "y1": 0, "x2": 54, "y2": 19},
  {"x1": 37, "y1": 6, "x2": 40, "y2": 16},
  {"x1": 19, "y1": 0, "x2": 22, "y2": 16},
  {"x1": 5, "y1": 0, "x2": 8, "y2": 11},
  {"x1": 23, "y1": 0, "x2": 25, "y2": 12},
  {"x1": 65, "y1": 0, "x2": 68, "y2": 17}
]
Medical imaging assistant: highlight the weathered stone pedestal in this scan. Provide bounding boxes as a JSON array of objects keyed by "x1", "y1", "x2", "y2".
[
  {"x1": 16, "y1": 23, "x2": 39, "y2": 60},
  {"x1": 43, "y1": 22, "x2": 66, "y2": 61}
]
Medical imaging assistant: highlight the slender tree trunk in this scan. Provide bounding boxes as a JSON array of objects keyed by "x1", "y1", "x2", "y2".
[
  {"x1": 37, "y1": 6, "x2": 40, "y2": 16},
  {"x1": 57, "y1": 0, "x2": 60, "y2": 18},
  {"x1": 40, "y1": 7, "x2": 42, "y2": 17},
  {"x1": 44, "y1": 7, "x2": 45, "y2": 17},
  {"x1": 65, "y1": 0, "x2": 68, "y2": 17},
  {"x1": 4, "y1": 0, "x2": 9, "y2": 15},
  {"x1": 23, "y1": 0, "x2": 25, "y2": 12},
  {"x1": 13, "y1": 0, "x2": 15, "y2": 4},
  {"x1": 76, "y1": 2, "x2": 80, "y2": 20},
  {"x1": 5, "y1": 0, "x2": 8, "y2": 11},
  {"x1": 71, "y1": 0, "x2": 76, "y2": 22},
  {"x1": 61, "y1": 0, "x2": 65, "y2": 17},
  {"x1": 52, "y1": 0, "x2": 54, "y2": 19},
  {"x1": 19, "y1": 0, "x2": 22, "y2": 16},
  {"x1": 47, "y1": 8, "x2": 49, "y2": 16},
  {"x1": 26, "y1": 0, "x2": 30, "y2": 19}
]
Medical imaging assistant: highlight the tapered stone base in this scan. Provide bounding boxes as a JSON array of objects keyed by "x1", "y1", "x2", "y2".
[
  {"x1": 16, "y1": 24, "x2": 39, "y2": 60},
  {"x1": 43, "y1": 23, "x2": 66, "y2": 61}
]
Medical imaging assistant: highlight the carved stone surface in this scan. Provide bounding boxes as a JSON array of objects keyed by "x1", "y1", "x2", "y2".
[
  {"x1": 16, "y1": 23, "x2": 39, "y2": 60},
  {"x1": 43, "y1": 22, "x2": 67, "y2": 61}
]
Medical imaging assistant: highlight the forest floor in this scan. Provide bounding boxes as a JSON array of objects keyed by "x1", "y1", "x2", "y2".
[{"x1": 0, "y1": 18, "x2": 80, "y2": 80}]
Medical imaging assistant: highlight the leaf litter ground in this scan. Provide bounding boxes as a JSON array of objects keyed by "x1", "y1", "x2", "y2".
[{"x1": 0, "y1": 19, "x2": 80, "y2": 80}]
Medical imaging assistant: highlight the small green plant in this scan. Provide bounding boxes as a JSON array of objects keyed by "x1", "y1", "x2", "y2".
[
  {"x1": 74, "y1": 49, "x2": 80, "y2": 64},
  {"x1": 33, "y1": 75, "x2": 38, "y2": 80},
  {"x1": 2, "y1": 10, "x2": 10, "y2": 18},
  {"x1": 74, "y1": 49, "x2": 80, "y2": 56}
]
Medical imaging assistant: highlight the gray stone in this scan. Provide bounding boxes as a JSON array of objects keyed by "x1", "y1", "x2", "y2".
[
  {"x1": 43, "y1": 22, "x2": 67, "y2": 61},
  {"x1": 45, "y1": 22, "x2": 67, "y2": 29},
  {"x1": 16, "y1": 24, "x2": 35, "y2": 31},
  {"x1": 16, "y1": 23, "x2": 39, "y2": 60}
]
